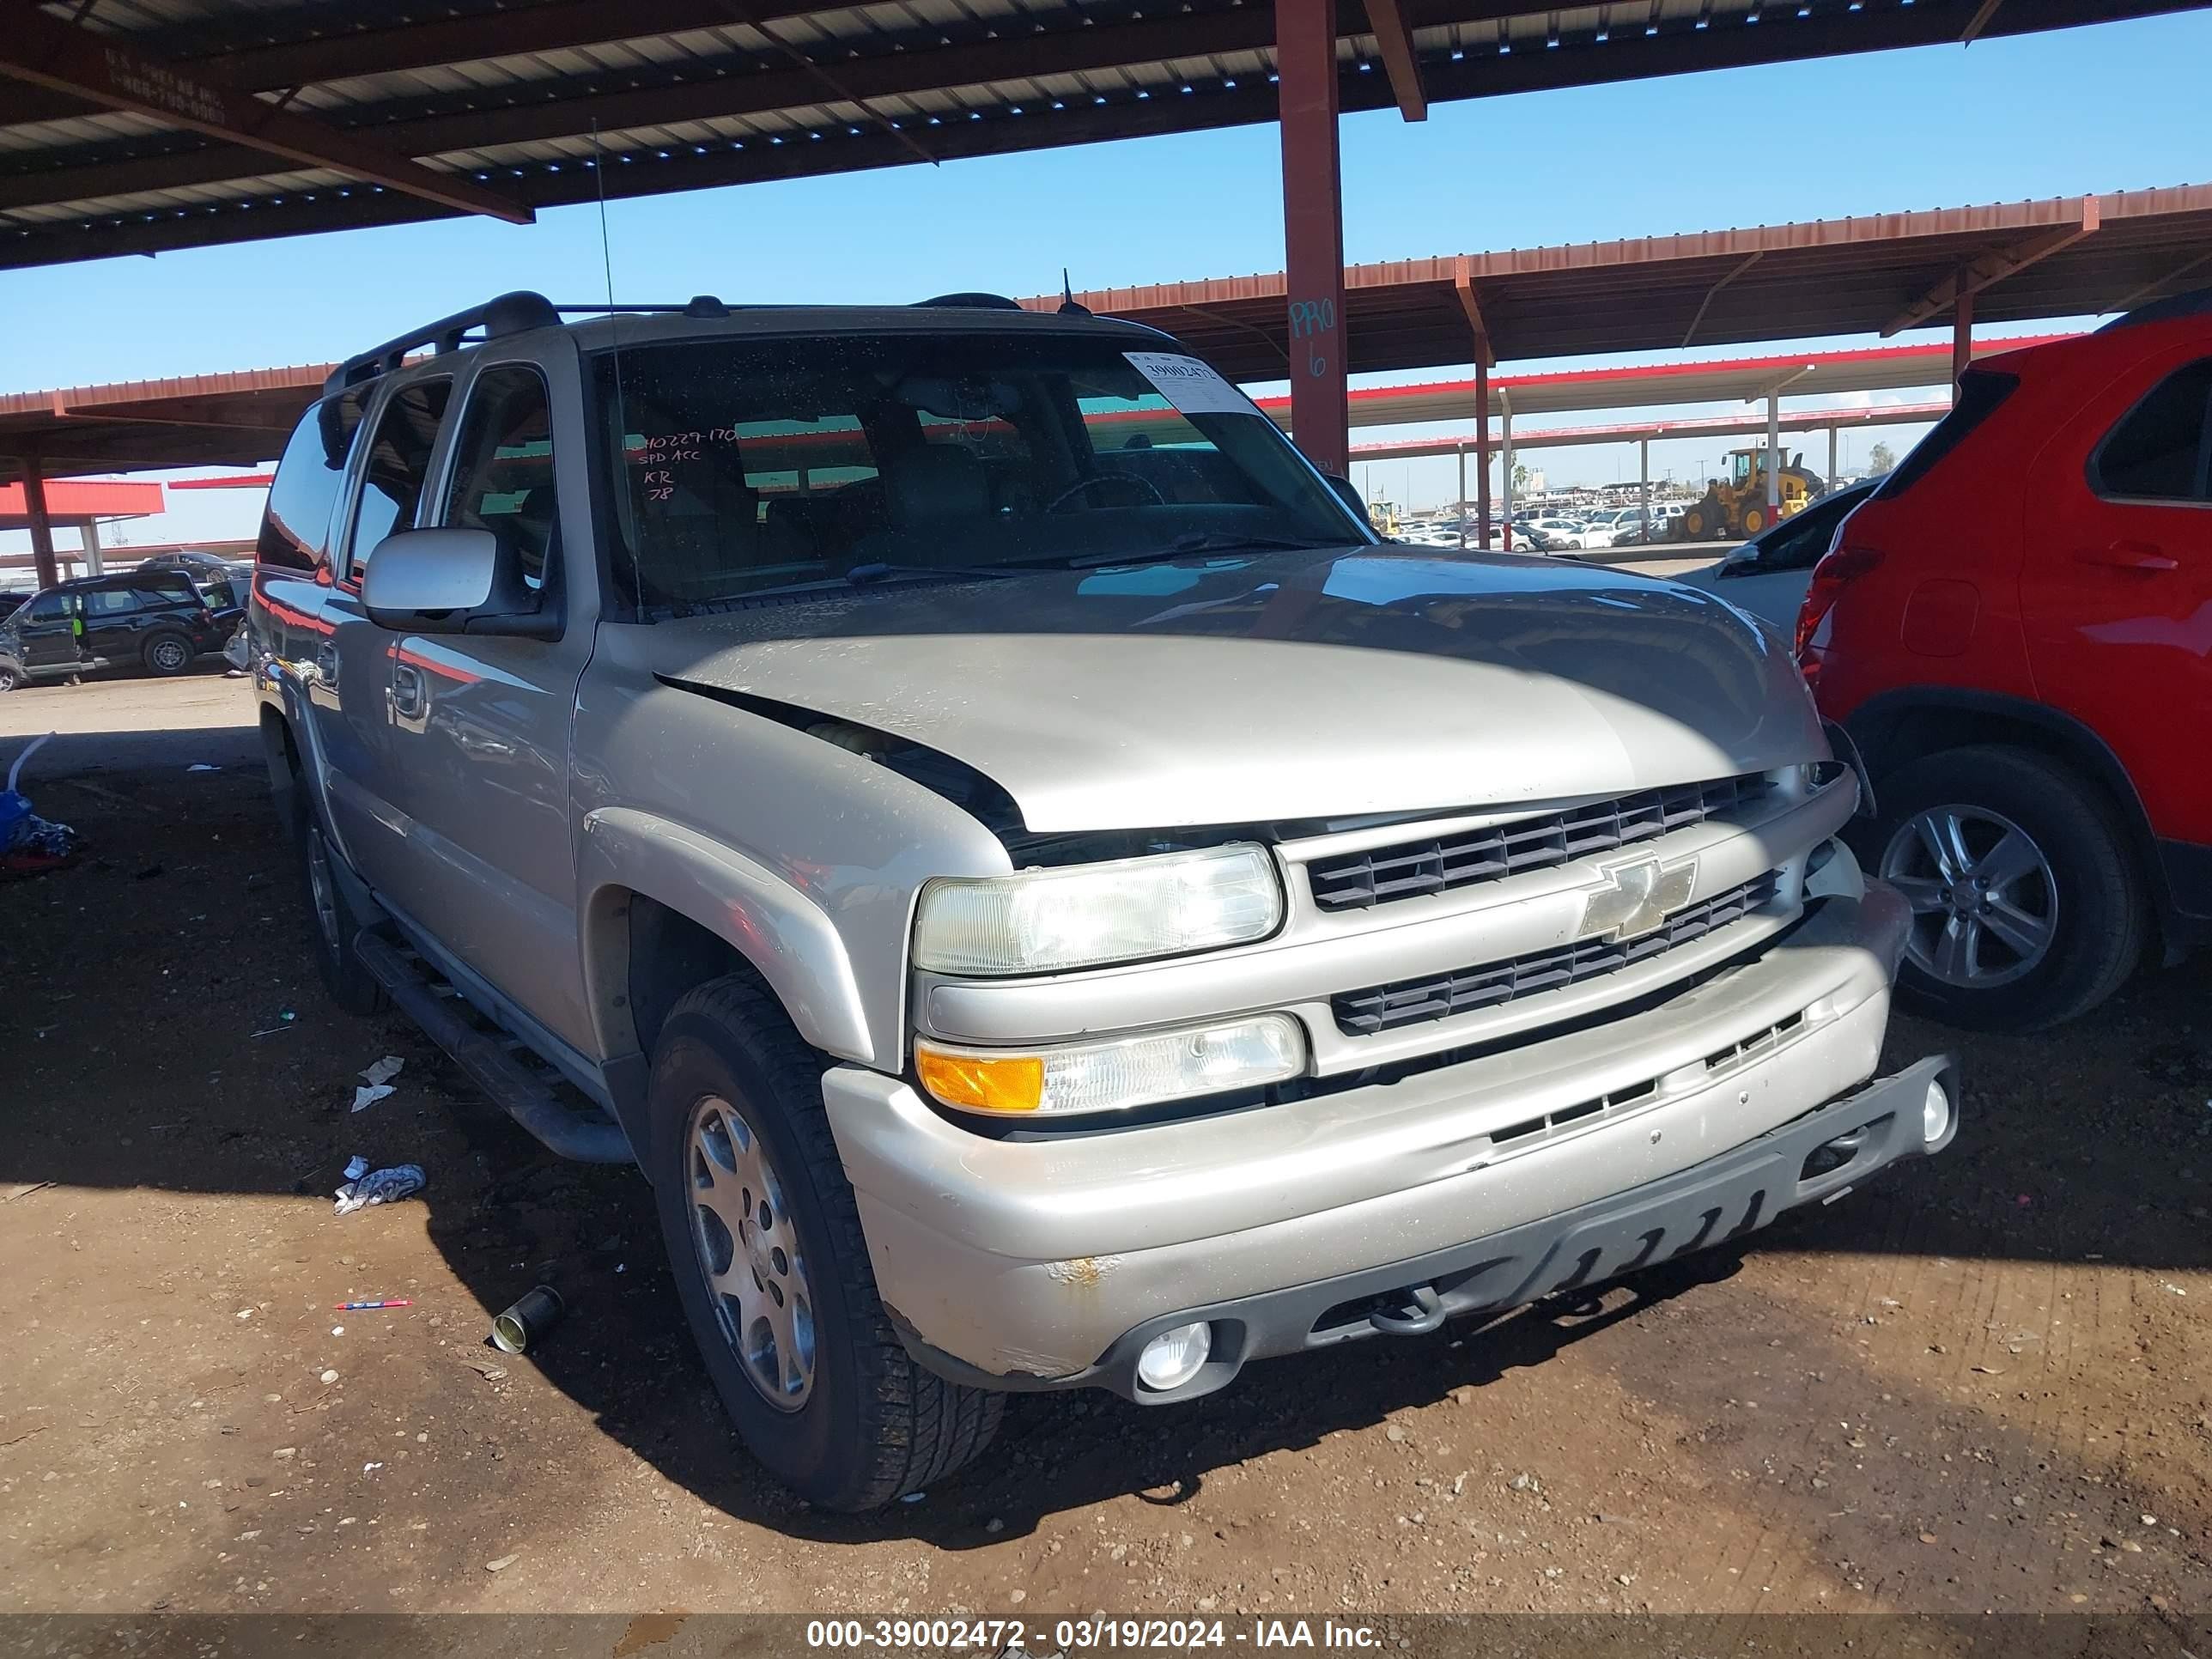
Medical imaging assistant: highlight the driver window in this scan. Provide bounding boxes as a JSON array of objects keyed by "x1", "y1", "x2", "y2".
[
  {"x1": 26, "y1": 592, "x2": 67, "y2": 623},
  {"x1": 344, "y1": 380, "x2": 452, "y2": 580},
  {"x1": 444, "y1": 366, "x2": 561, "y2": 589}
]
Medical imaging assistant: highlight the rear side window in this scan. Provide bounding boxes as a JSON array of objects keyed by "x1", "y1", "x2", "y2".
[
  {"x1": 85, "y1": 588, "x2": 142, "y2": 616},
  {"x1": 258, "y1": 394, "x2": 366, "y2": 570},
  {"x1": 2091, "y1": 358, "x2": 2212, "y2": 501},
  {"x1": 1872, "y1": 370, "x2": 2018, "y2": 501},
  {"x1": 134, "y1": 574, "x2": 198, "y2": 606},
  {"x1": 343, "y1": 380, "x2": 452, "y2": 579},
  {"x1": 443, "y1": 365, "x2": 561, "y2": 587}
]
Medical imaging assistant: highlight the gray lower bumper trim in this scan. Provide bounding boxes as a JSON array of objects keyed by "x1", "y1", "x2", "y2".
[{"x1": 901, "y1": 1052, "x2": 1960, "y2": 1403}]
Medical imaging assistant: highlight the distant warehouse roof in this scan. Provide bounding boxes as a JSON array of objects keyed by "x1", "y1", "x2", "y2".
[{"x1": 1, "y1": 0, "x2": 2203, "y2": 267}]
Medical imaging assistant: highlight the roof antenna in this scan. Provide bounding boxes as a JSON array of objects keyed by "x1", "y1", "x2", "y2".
[{"x1": 1058, "y1": 270, "x2": 1091, "y2": 318}]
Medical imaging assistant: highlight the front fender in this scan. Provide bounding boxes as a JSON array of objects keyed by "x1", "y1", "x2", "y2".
[{"x1": 577, "y1": 806, "x2": 873, "y2": 1066}]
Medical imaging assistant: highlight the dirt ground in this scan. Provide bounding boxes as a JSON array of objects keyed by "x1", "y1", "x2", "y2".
[{"x1": 2, "y1": 674, "x2": 2208, "y2": 1624}]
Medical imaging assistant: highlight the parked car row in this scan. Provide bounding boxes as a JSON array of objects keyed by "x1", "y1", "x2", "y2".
[{"x1": 0, "y1": 558, "x2": 250, "y2": 690}]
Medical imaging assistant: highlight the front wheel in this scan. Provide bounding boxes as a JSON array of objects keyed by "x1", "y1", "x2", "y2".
[
  {"x1": 0, "y1": 659, "x2": 22, "y2": 692},
  {"x1": 648, "y1": 976, "x2": 1003, "y2": 1510},
  {"x1": 1868, "y1": 744, "x2": 2146, "y2": 1030}
]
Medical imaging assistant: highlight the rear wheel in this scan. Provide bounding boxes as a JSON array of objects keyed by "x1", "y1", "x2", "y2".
[
  {"x1": 143, "y1": 632, "x2": 192, "y2": 676},
  {"x1": 648, "y1": 975, "x2": 1003, "y2": 1510},
  {"x1": 1869, "y1": 744, "x2": 2145, "y2": 1030}
]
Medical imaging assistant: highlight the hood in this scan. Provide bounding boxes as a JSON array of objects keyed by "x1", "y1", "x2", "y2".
[{"x1": 649, "y1": 550, "x2": 1825, "y2": 832}]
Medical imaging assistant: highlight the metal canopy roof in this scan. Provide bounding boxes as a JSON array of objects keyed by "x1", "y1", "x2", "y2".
[
  {"x1": 1255, "y1": 332, "x2": 2075, "y2": 428},
  {"x1": 1037, "y1": 187, "x2": 2212, "y2": 375},
  {"x1": 0, "y1": 324, "x2": 2057, "y2": 483},
  {"x1": 3, "y1": 0, "x2": 2203, "y2": 270}
]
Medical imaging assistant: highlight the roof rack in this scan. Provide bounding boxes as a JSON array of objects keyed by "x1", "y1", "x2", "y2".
[{"x1": 324, "y1": 289, "x2": 560, "y2": 394}]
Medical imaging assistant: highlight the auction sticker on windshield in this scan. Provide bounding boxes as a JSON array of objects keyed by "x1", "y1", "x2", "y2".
[{"x1": 1124, "y1": 352, "x2": 1258, "y2": 416}]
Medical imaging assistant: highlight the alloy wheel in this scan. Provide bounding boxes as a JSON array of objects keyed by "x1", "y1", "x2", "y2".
[
  {"x1": 151, "y1": 639, "x2": 189, "y2": 672},
  {"x1": 688, "y1": 1092, "x2": 816, "y2": 1411},
  {"x1": 1880, "y1": 804, "x2": 2057, "y2": 989}
]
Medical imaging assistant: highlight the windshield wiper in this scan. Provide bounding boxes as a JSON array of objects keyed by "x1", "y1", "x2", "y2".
[
  {"x1": 672, "y1": 562, "x2": 1033, "y2": 606},
  {"x1": 841, "y1": 560, "x2": 1029, "y2": 586},
  {"x1": 1057, "y1": 532, "x2": 1349, "y2": 570}
]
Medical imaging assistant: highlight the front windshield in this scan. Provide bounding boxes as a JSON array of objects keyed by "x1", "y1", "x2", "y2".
[{"x1": 592, "y1": 331, "x2": 1371, "y2": 610}]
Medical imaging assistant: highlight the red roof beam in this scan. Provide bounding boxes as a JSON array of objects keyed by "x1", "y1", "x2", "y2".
[{"x1": 1364, "y1": 0, "x2": 1430, "y2": 122}]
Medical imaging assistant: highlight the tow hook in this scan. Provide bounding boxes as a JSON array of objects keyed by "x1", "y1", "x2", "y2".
[{"x1": 1367, "y1": 1283, "x2": 1446, "y2": 1336}]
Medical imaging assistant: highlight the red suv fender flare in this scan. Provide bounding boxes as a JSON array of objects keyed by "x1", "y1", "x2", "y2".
[{"x1": 1840, "y1": 684, "x2": 2191, "y2": 948}]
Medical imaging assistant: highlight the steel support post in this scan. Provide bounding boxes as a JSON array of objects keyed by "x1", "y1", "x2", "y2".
[{"x1": 1276, "y1": 0, "x2": 1348, "y2": 478}]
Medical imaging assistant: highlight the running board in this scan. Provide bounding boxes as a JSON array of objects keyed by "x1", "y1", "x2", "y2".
[{"x1": 355, "y1": 929, "x2": 633, "y2": 1164}]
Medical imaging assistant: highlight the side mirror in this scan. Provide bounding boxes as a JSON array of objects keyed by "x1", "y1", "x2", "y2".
[
  {"x1": 1323, "y1": 473, "x2": 1367, "y2": 520},
  {"x1": 361, "y1": 528, "x2": 557, "y2": 639}
]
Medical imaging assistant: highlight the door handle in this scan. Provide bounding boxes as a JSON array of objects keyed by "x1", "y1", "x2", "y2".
[
  {"x1": 314, "y1": 640, "x2": 340, "y2": 688},
  {"x1": 392, "y1": 661, "x2": 428, "y2": 720},
  {"x1": 2074, "y1": 540, "x2": 2178, "y2": 572}
]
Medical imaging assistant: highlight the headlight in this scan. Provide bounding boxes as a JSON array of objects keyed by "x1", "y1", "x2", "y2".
[
  {"x1": 915, "y1": 1014, "x2": 1307, "y2": 1118},
  {"x1": 913, "y1": 843, "x2": 1282, "y2": 975}
]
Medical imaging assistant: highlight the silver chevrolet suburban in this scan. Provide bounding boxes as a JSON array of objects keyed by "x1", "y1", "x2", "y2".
[{"x1": 248, "y1": 289, "x2": 1957, "y2": 1510}]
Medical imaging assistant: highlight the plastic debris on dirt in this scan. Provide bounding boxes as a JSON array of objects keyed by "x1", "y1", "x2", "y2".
[
  {"x1": 1, "y1": 734, "x2": 80, "y2": 873},
  {"x1": 351, "y1": 1056, "x2": 404, "y2": 1112},
  {"x1": 334, "y1": 1162, "x2": 426, "y2": 1217}
]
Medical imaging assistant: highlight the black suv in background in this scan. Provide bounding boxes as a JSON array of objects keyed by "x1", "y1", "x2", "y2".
[{"x1": 0, "y1": 569, "x2": 239, "y2": 690}]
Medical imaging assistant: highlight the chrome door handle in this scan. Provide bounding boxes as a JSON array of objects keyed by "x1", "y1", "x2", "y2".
[
  {"x1": 314, "y1": 640, "x2": 340, "y2": 689},
  {"x1": 392, "y1": 661, "x2": 428, "y2": 720}
]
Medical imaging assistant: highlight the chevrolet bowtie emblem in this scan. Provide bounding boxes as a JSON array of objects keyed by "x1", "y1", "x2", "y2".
[{"x1": 1579, "y1": 854, "x2": 1699, "y2": 943}]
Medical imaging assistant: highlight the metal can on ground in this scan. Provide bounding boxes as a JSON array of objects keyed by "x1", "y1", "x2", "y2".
[{"x1": 490, "y1": 1285, "x2": 565, "y2": 1354}]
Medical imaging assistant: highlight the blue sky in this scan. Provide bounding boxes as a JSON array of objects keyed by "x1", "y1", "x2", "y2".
[{"x1": 4, "y1": 8, "x2": 2209, "y2": 550}]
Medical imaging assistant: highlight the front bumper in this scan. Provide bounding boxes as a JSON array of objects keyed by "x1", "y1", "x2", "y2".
[
  {"x1": 912, "y1": 1052, "x2": 1958, "y2": 1402},
  {"x1": 823, "y1": 883, "x2": 1940, "y2": 1396}
]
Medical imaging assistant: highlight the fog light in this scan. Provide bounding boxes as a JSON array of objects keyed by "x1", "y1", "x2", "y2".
[
  {"x1": 1135, "y1": 1322, "x2": 1212, "y2": 1392},
  {"x1": 1922, "y1": 1079, "x2": 1952, "y2": 1144}
]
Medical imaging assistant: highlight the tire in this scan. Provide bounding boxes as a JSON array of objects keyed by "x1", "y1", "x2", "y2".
[
  {"x1": 647, "y1": 975, "x2": 1004, "y2": 1510},
  {"x1": 1865, "y1": 744, "x2": 2146, "y2": 1030},
  {"x1": 293, "y1": 790, "x2": 389, "y2": 1016},
  {"x1": 143, "y1": 632, "x2": 193, "y2": 677},
  {"x1": 0, "y1": 659, "x2": 21, "y2": 692}
]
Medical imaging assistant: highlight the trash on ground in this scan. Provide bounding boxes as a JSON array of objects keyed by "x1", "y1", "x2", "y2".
[
  {"x1": 360, "y1": 1055, "x2": 404, "y2": 1087},
  {"x1": 343, "y1": 1155, "x2": 368, "y2": 1182},
  {"x1": 334, "y1": 1298, "x2": 411, "y2": 1310},
  {"x1": 2, "y1": 734, "x2": 81, "y2": 873},
  {"x1": 333, "y1": 1163, "x2": 425, "y2": 1216},
  {"x1": 350, "y1": 1083, "x2": 395, "y2": 1114},
  {"x1": 485, "y1": 1553, "x2": 520, "y2": 1572},
  {"x1": 490, "y1": 1285, "x2": 565, "y2": 1355},
  {"x1": 459, "y1": 1355, "x2": 508, "y2": 1381}
]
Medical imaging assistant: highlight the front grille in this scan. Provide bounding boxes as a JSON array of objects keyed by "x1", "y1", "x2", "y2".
[
  {"x1": 1333, "y1": 871, "x2": 1784, "y2": 1036},
  {"x1": 1306, "y1": 774, "x2": 1775, "y2": 913}
]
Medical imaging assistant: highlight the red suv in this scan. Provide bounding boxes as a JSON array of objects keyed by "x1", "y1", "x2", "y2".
[{"x1": 1796, "y1": 291, "x2": 2211, "y2": 1029}]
